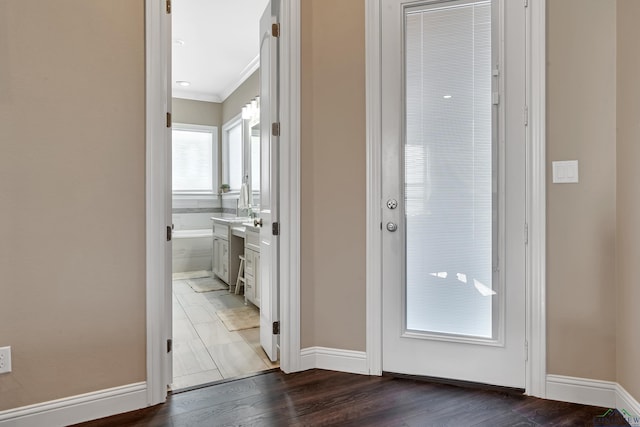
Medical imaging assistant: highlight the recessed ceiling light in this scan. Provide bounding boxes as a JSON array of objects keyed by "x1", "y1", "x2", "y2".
[
  {"x1": 173, "y1": 39, "x2": 185, "y2": 46},
  {"x1": 176, "y1": 81, "x2": 191, "y2": 87},
  {"x1": 443, "y1": 95, "x2": 452, "y2": 99}
]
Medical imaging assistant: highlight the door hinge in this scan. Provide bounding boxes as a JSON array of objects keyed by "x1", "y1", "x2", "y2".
[
  {"x1": 272, "y1": 222, "x2": 280, "y2": 236},
  {"x1": 166, "y1": 112, "x2": 172, "y2": 128},
  {"x1": 523, "y1": 105, "x2": 529, "y2": 127},
  {"x1": 524, "y1": 0, "x2": 529, "y2": 7},
  {"x1": 166, "y1": 225, "x2": 172, "y2": 242},
  {"x1": 272, "y1": 321, "x2": 280, "y2": 335},
  {"x1": 167, "y1": 339, "x2": 172, "y2": 353},
  {"x1": 272, "y1": 23, "x2": 280, "y2": 38},
  {"x1": 524, "y1": 340, "x2": 528, "y2": 361},
  {"x1": 524, "y1": 223, "x2": 529, "y2": 245},
  {"x1": 272, "y1": 122, "x2": 281, "y2": 137},
  {"x1": 166, "y1": 0, "x2": 171, "y2": 14}
]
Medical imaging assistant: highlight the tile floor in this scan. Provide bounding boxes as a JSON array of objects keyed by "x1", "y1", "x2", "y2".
[{"x1": 171, "y1": 273, "x2": 278, "y2": 391}]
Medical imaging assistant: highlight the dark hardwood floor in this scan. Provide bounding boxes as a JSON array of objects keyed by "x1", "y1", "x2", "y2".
[{"x1": 74, "y1": 369, "x2": 629, "y2": 426}]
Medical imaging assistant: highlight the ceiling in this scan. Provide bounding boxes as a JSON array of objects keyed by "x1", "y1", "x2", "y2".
[{"x1": 172, "y1": 0, "x2": 270, "y2": 103}]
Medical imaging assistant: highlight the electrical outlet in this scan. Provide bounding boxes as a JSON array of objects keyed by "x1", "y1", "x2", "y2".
[{"x1": 0, "y1": 346, "x2": 12, "y2": 374}]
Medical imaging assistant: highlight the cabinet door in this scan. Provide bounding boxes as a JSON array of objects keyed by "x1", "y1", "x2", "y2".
[
  {"x1": 244, "y1": 248, "x2": 254, "y2": 278},
  {"x1": 221, "y1": 240, "x2": 229, "y2": 283},
  {"x1": 213, "y1": 238, "x2": 220, "y2": 278},
  {"x1": 244, "y1": 249, "x2": 253, "y2": 302},
  {"x1": 245, "y1": 275, "x2": 255, "y2": 305},
  {"x1": 254, "y1": 252, "x2": 260, "y2": 307}
]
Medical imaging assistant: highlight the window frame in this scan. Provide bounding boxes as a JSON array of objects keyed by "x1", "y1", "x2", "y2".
[{"x1": 172, "y1": 123, "x2": 219, "y2": 195}]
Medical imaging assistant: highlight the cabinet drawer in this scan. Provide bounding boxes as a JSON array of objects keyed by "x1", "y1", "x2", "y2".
[
  {"x1": 245, "y1": 230, "x2": 260, "y2": 251},
  {"x1": 244, "y1": 249, "x2": 255, "y2": 277},
  {"x1": 245, "y1": 277, "x2": 254, "y2": 298},
  {"x1": 214, "y1": 223, "x2": 229, "y2": 239},
  {"x1": 245, "y1": 275, "x2": 256, "y2": 306}
]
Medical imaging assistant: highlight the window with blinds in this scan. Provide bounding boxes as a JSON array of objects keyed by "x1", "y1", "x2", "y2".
[{"x1": 172, "y1": 126, "x2": 217, "y2": 193}]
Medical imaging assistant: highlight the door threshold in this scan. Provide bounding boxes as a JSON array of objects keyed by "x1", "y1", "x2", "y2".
[
  {"x1": 383, "y1": 372, "x2": 525, "y2": 396},
  {"x1": 169, "y1": 368, "x2": 281, "y2": 395}
]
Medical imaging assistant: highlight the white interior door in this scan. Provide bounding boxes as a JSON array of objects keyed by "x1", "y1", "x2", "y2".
[
  {"x1": 381, "y1": 0, "x2": 526, "y2": 388},
  {"x1": 258, "y1": 0, "x2": 280, "y2": 362}
]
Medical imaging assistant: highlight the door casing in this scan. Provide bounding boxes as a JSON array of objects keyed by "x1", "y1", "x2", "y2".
[
  {"x1": 144, "y1": 0, "x2": 303, "y2": 406},
  {"x1": 365, "y1": 0, "x2": 547, "y2": 397}
]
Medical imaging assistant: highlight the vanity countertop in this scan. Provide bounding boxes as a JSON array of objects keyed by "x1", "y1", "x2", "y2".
[
  {"x1": 242, "y1": 222, "x2": 260, "y2": 233},
  {"x1": 210, "y1": 216, "x2": 252, "y2": 224}
]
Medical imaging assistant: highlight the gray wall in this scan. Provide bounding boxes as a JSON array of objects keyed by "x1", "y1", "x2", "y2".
[
  {"x1": 616, "y1": 0, "x2": 640, "y2": 400},
  {"x1": 173, "y1": 98, "x2": 222, "y2": 127},
  {"x1": 222, "y1": 69, "x2": 259, "y2": 124},
  {"x1": 300, "y1": 0, "x2": 367, "y2": 350},
  {"x1": 0, "y1": 0, "x2": 146, "y2": 410},
  {"x1": 546, "y1": 0, "x2": 617, "y2": 381}
]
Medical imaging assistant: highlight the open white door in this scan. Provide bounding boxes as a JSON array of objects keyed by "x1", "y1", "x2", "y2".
[
  {"x1": 258, "y1": 0, "x2": 280, "y2": 362},
  {"x1": 164, "y1": 11, "x2": 173, "y2": 391}
]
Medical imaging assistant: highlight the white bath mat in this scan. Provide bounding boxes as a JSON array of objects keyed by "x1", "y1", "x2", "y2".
[
  {"x1": 172, "y1": 270, "x2": 211, "y2": 280},
  {"x1": 187, "y1": 277, "x2": 228, "y2": 293}
]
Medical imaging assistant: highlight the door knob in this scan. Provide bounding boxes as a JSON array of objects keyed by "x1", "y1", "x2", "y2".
[
  {"x1": 386, "y1": 222, "x2": 398, "y2": 232},
  {"x1": 254, "y1": 218, "x2": 263, "y2": 227},
  {"x1": 386, "y1": 199, "x2": 398, "y2": 209}
]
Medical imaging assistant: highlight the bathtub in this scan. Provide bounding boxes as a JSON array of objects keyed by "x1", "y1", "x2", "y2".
[{"x1": 172, "y1": 228, "x2": 213, "y2": 273}]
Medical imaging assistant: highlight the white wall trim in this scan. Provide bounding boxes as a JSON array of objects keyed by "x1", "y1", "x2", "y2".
[
  {"x1": 525, "y1": 0, "x2": 547, "y2": 398},
  {"x1": 172, "y1": 90, "x2": 222, "y2": 104},
  {"x1": 365, "y1": 0, "x2": 383, "y2": 377},
  {"x1": 278, "y1": 0, "x2": 302, "y2": 373},
  {"x1": 546, "y1": 375, "x2": 640, "y2": 424},
  {"x1": 546, "y1": 375, "x2": 617, "y2": 408},
  {"x1": 145, "y1": 0, "x2": 172, "y2": 407},
  {"x1": 300, "y1": 347, "x2": 368, "y2": 375},
  {"x1": 0, "y1": 383, "x2": 147, "y2": 427},
  {"x1": 365, "y1": 0, "x2": 547, "y2": 388},
  {"x1": 617, "y1": 384, "x2": 640, "y2": 425},
  {"x1": 219, "y1": 55, "x2": 260, "y2": 102}
]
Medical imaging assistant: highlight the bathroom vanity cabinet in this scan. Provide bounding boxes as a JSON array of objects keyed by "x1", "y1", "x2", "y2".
[
  {"x1": 244, "y1": 225, "x2": 261, "y2": 307},
  {"x1": 212, "y1": 219, "x2": 243, "y2": 287}
]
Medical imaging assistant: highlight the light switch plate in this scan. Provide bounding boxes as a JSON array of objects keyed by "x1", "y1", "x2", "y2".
[
  {"x1": 0, "y1": 346, "x2": 11, "y2": 374},
  {"x1": 552, "y1": 160, "x2": 579, "y2": 183}
]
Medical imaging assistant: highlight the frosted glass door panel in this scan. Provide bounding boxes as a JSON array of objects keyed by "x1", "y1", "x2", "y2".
[{"x1": 404, "y1": 1, "x2": 495, "y2": 339}]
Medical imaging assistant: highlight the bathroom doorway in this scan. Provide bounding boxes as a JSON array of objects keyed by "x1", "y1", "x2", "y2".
[{"x1": 169, "y1": 0, "x2": 279, "y2": 392}]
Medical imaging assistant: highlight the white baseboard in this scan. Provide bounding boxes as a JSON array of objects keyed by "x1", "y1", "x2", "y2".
[
  {"x1": 617, "y1": 383, "x2": 640, "y2": 426},
  {"x1": 546, "y1": 374, "x2": 617, "y2": 408},
  {"x1": 0, "y1": 382, "x2": 147, "y2": 427},
  {"x1": 300, "y1": 347, "x2": 368, "y2": 375},
  {"x1": 546, "y1": 374, "x2": 640, "y2": 425}
]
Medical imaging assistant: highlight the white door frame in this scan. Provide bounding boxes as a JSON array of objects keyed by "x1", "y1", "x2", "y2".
[
  {"x1": 145, "y1": 0, "x2": 302, "y2": 406},
  {"x1": 365, "y1": 0, "x2": 547, "y2": 397}
]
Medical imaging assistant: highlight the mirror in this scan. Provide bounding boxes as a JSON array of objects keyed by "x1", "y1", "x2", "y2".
[{"x1": 249, "y1": 121, "x2": 260, "y2": 207}]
